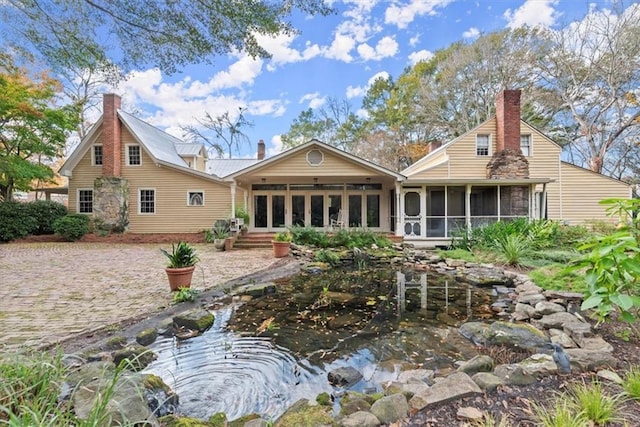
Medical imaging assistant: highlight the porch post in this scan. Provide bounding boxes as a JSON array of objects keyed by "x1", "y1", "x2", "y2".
[
  {"x1": 465, "y1": 184, "x2": 472, "y2": 235},
  {"x1": 541, "y1": 183, "x2": 547, "y2": 220},
  {"x1": 230, "y1": 181, "x2": 237, "y2": 218},
  {"x1": 395, "y1": 182, "x2": 403, "y2": 237}
]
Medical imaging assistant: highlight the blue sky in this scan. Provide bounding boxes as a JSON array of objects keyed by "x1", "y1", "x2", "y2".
[{"x1": 109, "y1": 0, "x2": 614, "y2": 159}]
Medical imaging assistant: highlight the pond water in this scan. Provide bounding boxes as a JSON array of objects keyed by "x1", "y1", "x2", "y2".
[{"x1": 143, "y1": 267, "x2": 499, "y2": 421}]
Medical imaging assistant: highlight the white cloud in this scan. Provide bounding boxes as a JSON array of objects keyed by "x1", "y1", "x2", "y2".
[
  {"x1": 504, "y1": 0, "x2": 561, "y2": 29},
  {"x1": 299, "y1": 92, "x2": 326, "y2": 109},
  {"x1": 385, "y1": 0, "x2": 454, "y2": 29},
  {"x1": 345, "y1": 71, "x2": 390, "y2": 99},
  {"x1": 463, "y1": 27, "x2": 480, "y2": 39},
  {"x1": 408, "y1": 49, "x2": 434, "y2": 65},
  {"x1": 254, "y1": 33, "x2": 323, "y2": 71},
  {"x1": 267, "y1": 134, "x2": 285, "y2": 157},
  {"x1": 409, "y1": 34, "x2": 421, "y2": 47},
  {"x1": 357, "y1": 36, "x2": 399, "y2": 61},
  {"x1": 325, "y1": 33, "x2": 356, "y2": 62}
]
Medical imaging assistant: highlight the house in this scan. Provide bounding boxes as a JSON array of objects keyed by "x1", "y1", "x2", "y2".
[{"x1": 61, "y1": 91, "x2": 630, "y2": 244}]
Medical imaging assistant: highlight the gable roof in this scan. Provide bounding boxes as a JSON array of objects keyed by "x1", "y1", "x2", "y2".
[
  {"x1": 226, "y1": 139, "x2": 406, "y2": 181},
  {"x1": 60, "y1": 110, "x2": 225, "y2": 183},
  {"x1": 175, "y1": 143, "x2": 207, "y2": 157}
]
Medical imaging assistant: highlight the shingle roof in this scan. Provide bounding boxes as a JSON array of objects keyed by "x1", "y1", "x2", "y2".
[
  {"x1": 207, "y1": 159, "x2": 260, "y2": 177},
  {"x1": 118, "y1": 110, "x2": 188, "y2": 168}
]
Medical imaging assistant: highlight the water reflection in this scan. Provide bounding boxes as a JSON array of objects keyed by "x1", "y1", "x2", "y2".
[{"x1": 143, "y1": 268, "x2": 497, "y2": 421}]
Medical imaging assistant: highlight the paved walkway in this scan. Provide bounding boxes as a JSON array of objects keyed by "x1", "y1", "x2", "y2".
[{"x1": 0, "y1": 243, "x2": 279, "y2": 350}]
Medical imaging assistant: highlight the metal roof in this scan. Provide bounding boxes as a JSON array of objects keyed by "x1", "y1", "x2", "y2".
[
  {"x1": 118, "y1": 111, "x2": 188, "y2": 168},
  {"x1": 208, "y1": 159, "x2": 261, "y2": 177},
  {"x1": 175, "y1": 143, "x2": 205, "y2": 157}
]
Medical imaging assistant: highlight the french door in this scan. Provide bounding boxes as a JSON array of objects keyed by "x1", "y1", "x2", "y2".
[{"x1": 253, "y1": 193, "x2": 286, "y2": 231}]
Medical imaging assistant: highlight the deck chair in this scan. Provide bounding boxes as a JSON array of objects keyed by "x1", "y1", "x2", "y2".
[{"x1": 330, "y1": 209, "x2": 345, "y2": 230}]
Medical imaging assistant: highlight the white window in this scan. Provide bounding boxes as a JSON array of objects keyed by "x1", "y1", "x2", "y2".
[
  {"x1": 476, "y1": 134, "x2": 490, "y2": 156},
  {"x1": 520, "y1": 135, "x2": 531, "y2": 156},
  {"x1": 92, "y1": 145, "x2": 103, "y2": 166},
  {"x1": 78, "y1": 189, "x2": 93, "y2": 213},
  {"x1": 187, "y1": 191, "x2": 204, "y2": 206},
  {"x1": 127, "y1": 145, "x2": 142, "y2": 166},
  {"x1": 139, "y1": 189, "x2": 155, "y2": 214}
]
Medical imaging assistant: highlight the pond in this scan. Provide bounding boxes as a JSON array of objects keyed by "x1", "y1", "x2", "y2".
[{"x1": 143, "y1": 267, "x2": 500, "y2": 421}]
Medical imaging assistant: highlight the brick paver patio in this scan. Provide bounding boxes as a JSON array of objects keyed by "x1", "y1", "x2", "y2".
[{"x1": 0, "y1": 243, "x2": 278, "y2": 350}]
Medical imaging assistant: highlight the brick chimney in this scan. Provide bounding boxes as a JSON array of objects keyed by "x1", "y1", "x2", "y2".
[
  {"x1": 495, "y1": 89, "x2": 521, "y2": 153},
  {"x1": 257, "y1": 139, "x2": 265, "y2": 160},
  {"x1": 102, "y1": 93, "x2": 122, "y2": 177}
]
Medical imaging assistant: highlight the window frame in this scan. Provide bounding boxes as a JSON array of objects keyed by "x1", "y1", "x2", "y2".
[
  {"x1": 92, "y1": 144, "x2": 103, "y2": 166},
  {"x1": 520, "y1": 134, "x2": 532, "y2": 156},
  {"x1": 306, "y1": 149, "x2": 324, "y2": 166},
  {"x1": 187, "y1": 191, "x2": 205, "y2": 206},
  {"x1": 476, "y1": 134, "x2": 490, "y2": 156},
  {"x1": 138, "y1": 188, "x2": 156, "y2": 214},
  {"x1": 126, "y1": 144, "x2": 142, "y2": 166},
  {"x1": 77, "y1": 189, "x2": 94, "y2": 213}
]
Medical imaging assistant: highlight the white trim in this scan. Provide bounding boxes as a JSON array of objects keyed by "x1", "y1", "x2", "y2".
[
  {"x1": 126, "y1": 144, "x2": 142, "y2": 166},
  {"x1": 476, "y1": 134, "x2": 491, "y2": 157},
  {"x1": 77, "y1": 188, "x2": 94, "y2": 214},
  {"x1": 91, "y1": 144, "x2": 103, "y2": 166},
  {"x1": 138, "y1": 188, "x2": 156, "y2": 214},
  {"x1": 520, "y1": 134, "x2": 532, "y2": 157},
  {"x1": 306, "y1": 149, "x2": 324, "y2": 166},
  {"x1": 187, "y1": 190, "x2": 205, "y2": 206}
]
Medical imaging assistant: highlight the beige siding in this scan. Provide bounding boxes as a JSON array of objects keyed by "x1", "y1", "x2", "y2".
[
  {"x1": 121, "y1": 130, "x2": 230, "y2": 233},
  {"x1": 446, "y1": 121, "x2": 497, "y2": 178},
  {"x1": 67, "y1": 140, "x2": 102, "y2": 214},
  {"x1": 559, "y1": 163, "x2": 630, "y2": 225},
  {"x1": 258, "y1": 148, "x2": 373, "y2": 178},
  {"x1": 409, "y1": 162, "x2": 449, "y2": 179}
]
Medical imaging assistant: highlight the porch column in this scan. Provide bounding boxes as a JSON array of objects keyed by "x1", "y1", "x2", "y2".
[
  {"x1": 230, "y1": 181, "x2": 237, "y2": 218},
  {"x1": 465, "y1": 184, "x2": 472, "y2": 234},
  {"x1": 395, "y1": 182, "x2": 402, "y2": 237},
  {"x1": 541, "y1": 183, "x2": 547, "y2": 220}
]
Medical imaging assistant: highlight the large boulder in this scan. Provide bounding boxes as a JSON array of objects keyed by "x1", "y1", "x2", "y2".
[
  {"x1": 328, "y1": 367, "x2": 363, "y2": 387},
  {"x1": 409, "y1": 372, "x2": 482, "y2": 411},
  {"x1": 369, "y1": 393, "x2": 409, "y2": 425},
  {"x1": 173, "y1": 309, "x2": 215, "y2": 332},
  {"x1": 340, "y1": 411, "x2": 380, "y2": 427}
]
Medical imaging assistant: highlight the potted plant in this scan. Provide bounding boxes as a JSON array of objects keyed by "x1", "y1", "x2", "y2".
[
  {"x1": 212, "y1": 222, "x2": 229, "y2": 251},
  {"x1": 160, "y1": 241, "x2": 199, "y2": 291},
  {"x1": 272, "y1": 231, "x2": 292, "y2": 258}
]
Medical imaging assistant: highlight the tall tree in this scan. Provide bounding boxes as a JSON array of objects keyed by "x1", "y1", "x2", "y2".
[
  {"x1": 182, "y1": 108, "x2": 253, "y2": 159},
  {"x1": 281, "y1": 98, "x2": 363, "y2": 151},
  {"x1": 0, "y1": 54, "x2": 79, "y2": 200},
  {"x1": 1, "y1": 0, "x2": 333, "y2": 74},
  {"x1": 534, "y1": 2, "x2": 640, "y2": 176}
]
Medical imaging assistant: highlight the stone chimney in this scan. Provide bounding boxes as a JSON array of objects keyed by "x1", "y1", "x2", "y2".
[
  {"x1": 257, "y1": 139, "x2": 265, "y2": 160},
  {"x1": 102, "y1": 94, "x2": 122, "y2": 177},
  {"x1": 495, "y1": 89, "x2": 521, "y2": 153},
  {"x1": 487, "y1": 89, "x2": 529, "y2": 179}
]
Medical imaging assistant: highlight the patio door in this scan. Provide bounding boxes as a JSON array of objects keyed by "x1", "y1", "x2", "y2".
[{"x1": 253, "y1": 193, "x2": 286, "y2": 231}]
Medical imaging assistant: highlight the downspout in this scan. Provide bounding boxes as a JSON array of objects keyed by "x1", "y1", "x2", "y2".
[
  {"x1": 395, "y1": 181, "x2": 402, "y2": 237},
  {"x1": 230, "y1": 180, "x2": 237, "y2": 218},
  {"x1": 465, "y1": 184, "x2": 472, "y2": 237}
]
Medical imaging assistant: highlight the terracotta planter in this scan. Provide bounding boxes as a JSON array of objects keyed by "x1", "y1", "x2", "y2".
[
  {"x1": 272, "y1": 241, "x2": 291, "y2": 258},
  {"x1": 165, "y1": 266, "x2": 196, "y2": 291},
  {"x1": 224, "y1": 237, "x2": 234, "y2": 251}
]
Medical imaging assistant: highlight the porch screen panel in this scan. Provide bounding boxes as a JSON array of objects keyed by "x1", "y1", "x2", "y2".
[
  {"x1": 349, "y1": 195, "x2": 362, "y2": 227},
  {"x1": 426, "y1": 187, "x2": 445, "y2": 237},
  {"x1": 272, "y1": 195, "x2": 285, "y2": 228},
  {"x1": 366, "y1": 194, "x2": 380, "y2": 228},
  {"x1": 254, "y1": 195, "x2": 268, "y2": 228},
  {"x1": 447, "y1": 186, "x2": 466, "y2": 237},
  {"x1": 292, "y1": 195, "x2": 305, "y2": 226},
  {"x1": 500, "y1": 186, "x2": 529, "y2": 218},
  {"x1": 470, "y1": 186, "x2": 497, "y2": 228}
]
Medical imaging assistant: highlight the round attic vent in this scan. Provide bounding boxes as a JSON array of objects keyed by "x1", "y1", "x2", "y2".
[{"x1": 306, "y1": 149, "x2": 324, "y2": 166}]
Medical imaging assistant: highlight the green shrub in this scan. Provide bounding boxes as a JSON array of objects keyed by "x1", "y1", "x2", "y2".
[
  {"x1": 0, "y1": 201, "x2": 38, "y2": 242},
  {"x1": 52, "y1": 214, "x2": 90, "y2": 241},
  {"x1": 622, "y1": 366, "x2": 640, "y2": 400},
  {"x1": 289, "y1": 225, "x2": 330, "y2": 247},
  {"x1": 314, "y1": 249, "x2": 340, "y2": 266},
  {"x1": 492, "y1": 234, "x2": 531, "y2": 266},
  {"x1": 25, "y1": 200, "x2": 68, "y2": 235}
]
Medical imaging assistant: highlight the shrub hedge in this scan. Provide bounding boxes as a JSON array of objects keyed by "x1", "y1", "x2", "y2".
[
  {"x1": 0, "y1": 202, "x2": 38, "y2": 242},
  {"x1": 53, "y1": 214, "x2": 90, "y2": 241}
]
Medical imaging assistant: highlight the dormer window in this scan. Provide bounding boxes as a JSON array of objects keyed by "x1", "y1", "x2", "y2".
[
  {"x1": 127, "y1": 145, "x2": 141, "y2": 165},
  {"x1": 520, "y1": 135, "x2": 531, "y2": 156},
  {"x1": 476, "y1": 134, "x2": 490, "y2": 156},
  {"x1": 92, "y1": 145, "x2": 103, "y2": 166}
]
